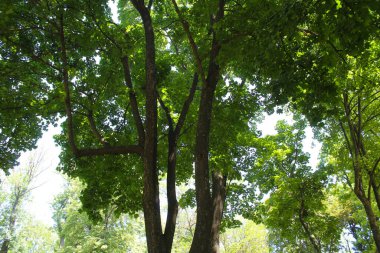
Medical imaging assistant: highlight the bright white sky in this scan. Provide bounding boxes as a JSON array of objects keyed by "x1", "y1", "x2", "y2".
[{"x1": 20, "y1": 125, "x2": 65, "y2": 226}]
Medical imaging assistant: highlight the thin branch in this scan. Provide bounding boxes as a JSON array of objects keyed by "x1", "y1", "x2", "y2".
[
  {"x1": 343, "y1": 170, "x2": 354, "y2": 192},
  {"x1": 157, "y1": 92, "x2": 174, "y2": 131},
  {"x1": 76, "y1": 145, "x2": 143, "y2": 157},
  {"x1": 59, "y1": 13, "x2": 77, "y2": 155},
  {"x1": 339, "y1": 121, "x2": 353, "y2": 158},
  {"x1": 87, "y1": 110, "x2": 110, "y2": 146},
  {"x1": 148, "y1": 0, "x2": 154, "y2": 11},
  {"x1": 174, "y1": 73, "x2": 198, "y2": 138},
  {"x1": 171, "y1": 0, "x2": 207, "y2": 86},
  {"x1": 121, "y1": 56, "x2": 145, "y2": 145}
]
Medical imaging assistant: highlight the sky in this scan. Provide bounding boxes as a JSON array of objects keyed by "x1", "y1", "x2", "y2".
[{"x1": 19, "y1": 125, "x2": 65, "y2": 226}]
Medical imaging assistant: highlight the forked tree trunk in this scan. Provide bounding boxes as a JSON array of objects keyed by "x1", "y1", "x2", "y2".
[
  {"x1": 342, "y1": 93, "x2": 380, "y2": 251},
  {"x1": 354, "y1": 172, "x2": 380, "y2": 251},
  {"x1": 189, "y1": 1, "x2": 225, "y2": 252}
]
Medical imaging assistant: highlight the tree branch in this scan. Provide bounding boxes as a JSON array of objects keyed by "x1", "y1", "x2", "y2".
[
  {"x1": 171, "y1": 0, "x2": 207, "y2": 86},
  {"x1": 174, "y1": 73, "x2": 198, "y2": 138},
  {"x1": 75, "y1": 145, "x2": 143, "y2": 157},
  {"x1": 60, "y1": 13, "x2": 143, "y2": 158},
  {"x1": 87, "y1": 110, "x2": 110, "y2": 147},
  {"x1": 121, "y1": 56, "x2": 145, "y2": 146},
  {"x1": 157, "y1": 92, "x2": 174, "y2": 131}
]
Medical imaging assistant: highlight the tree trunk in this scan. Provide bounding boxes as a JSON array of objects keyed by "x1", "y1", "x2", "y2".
[
  {"x1": 190, "y1": 81, "x2": 215, "y2": 253},
  {"x1": 354, "y1": 184, "x2": 380, "y2": 251},
  {"x1": 162, "y1": 134, "x2": 179, "y2": 253},
  {"x1": 190, "y1": 30, "x2": 223, "y2": 253},
  {"x1": 211, "y1": 172, "x2": 227, "y2": 253},
  {"x1": 299, "y1": 198, "x2": 321, "y2": 253},
  {"x1": 0, "y1": 240, "x2": 9, "y2": 253},
  {"x1": 130, "y1": 1, "x2": 163, "y2": 252},
  {"x1": 190, "y1": 2, "x2": 225, "y2": 252}
]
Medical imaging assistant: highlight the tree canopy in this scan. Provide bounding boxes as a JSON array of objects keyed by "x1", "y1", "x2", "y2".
[{"x1": 1, "y1": 0, "x2": 380, "y2": 252}]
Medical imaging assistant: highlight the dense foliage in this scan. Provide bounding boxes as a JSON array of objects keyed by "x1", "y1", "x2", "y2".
[{"x1": 1, "y1": 0, "x2": 380, "y2": 252}]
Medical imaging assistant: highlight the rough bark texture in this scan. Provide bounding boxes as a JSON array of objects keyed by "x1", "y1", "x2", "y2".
[
  {"x1": 163, "y1": 133, "x2": 179, "y2": 253},
  {"x1": 189, "y1": 1, "x2": 225, "y2": 252},
  {"x1": 211, "y1": 172, "x2": 227, "y2": 253},
  {"x1": 131, "y1": 1, "x2": 163, "y2": 252}
]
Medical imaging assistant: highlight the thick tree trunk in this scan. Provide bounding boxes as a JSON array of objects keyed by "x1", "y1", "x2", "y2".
[
  {"x1": 190, "y1": 34, "x2": 223, "y2": 253},
  {"x1": 211, "y1": 172, "x2": 227, "y2": 253},
  {"x1": 190, "y1": 81, "x2": 215, "y2": 253},
  {"x1": 131, "y1": 1, "x2": 163, "y2": 252},
  {"x1": 190, "y1": 2, "x2": 225, "y2": 252},
  {"x1": 162, "y1": 134, "x2": 179, "y2": 253}
]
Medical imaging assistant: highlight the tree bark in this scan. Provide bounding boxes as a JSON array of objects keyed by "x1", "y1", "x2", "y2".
[
  {"x1": 189, "y1": 1, "x2": 225, "y2": 252},
  {"x1": 343, "y1": 93, "x2": 380, "y2": 251},
  {"x1": 158, "y1": 73, "x2": 198, "y2": 253},
  {"x1": 299, "y1": 197, "x2": 321, "y2": 253},
  {"x1": 211, "y1": 172, "x2": 227, "y2": 253},
  {"x1": 0, "y1": 240, "x2": 10, "y2": 253},
  {"x1": 190, "y1": 57, "x2": 221, "y2": 252},
  {"x1": 162, "y1": 133, "x2": 179, "y2": 253},
  {"x1": 354, "y1": 184, "x2": 380, "y2": 251},
  {"x1": 130, "y1": 1, "x2": 163, "y2": 252}
]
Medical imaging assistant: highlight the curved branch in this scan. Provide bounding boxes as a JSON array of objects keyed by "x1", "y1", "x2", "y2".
[
  {"x1": 87, "y1": 110, "x2": 110, "y2": 147},
  {"x1": 174, "y1": 73, "x2": 198, "y2": 138},
  {"x1": 121, "y1": 56, "x2": 145, "y2": 145},
  {"x1": 157, "y1": 92, "x2": 174, "y2": 131},
  {"x1": 60, "y1": 13, "x2": 143, "y2": 158},
  {"x1": 171, "y1": 0, "x2": 207, "y2": 86}
]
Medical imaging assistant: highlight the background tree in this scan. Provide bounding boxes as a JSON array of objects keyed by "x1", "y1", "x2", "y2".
[
  {"x1": 220, "y1": 220, "x2": 268, "y2": 253},
  {"x1": 247, "y1": 117, "x2": 342, "y2": 252},
  {"x1": 52, "y1": 178, "x2": 146, "y2": 253},
  {"x1": 0, "y1": 153, "x2": 48, "y2": 253}
]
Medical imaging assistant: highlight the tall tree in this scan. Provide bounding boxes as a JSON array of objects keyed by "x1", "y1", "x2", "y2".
[
  {"x1": 3, "y1": 0, "x2": 379, "y2": 252},
  {"x1": 1, "y1": 0, "x2": 259, "y2": 251}
]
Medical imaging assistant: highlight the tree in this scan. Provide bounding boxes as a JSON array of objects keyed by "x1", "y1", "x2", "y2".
[
  {"x1": 326, "y1": 184, "x2": 375, "y2": 252},
  {"x1": 10, "y1": 218, "x2": 57, "y2": 253},
  {"x1": 52, "y1": 178, "x2": 146, "y2": 253},
  {"x1": 0, "y1": 153, "x2": 44, "y2": 252},
  {"x1": 247, "y1": 116, "x2": 342, "y2": 252},
  {"x1": 220, "y1": 220, "x2": 269, "y2": 253},
  {"x1": 2, "y1": 0, "x2": 379, "y2": 252},
  {"x1": 0, "y1": 1, "x2": 258, "y2": 252},
  {"x1": 230, "y1": 0, "x2": 380, "y2": 250}
]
